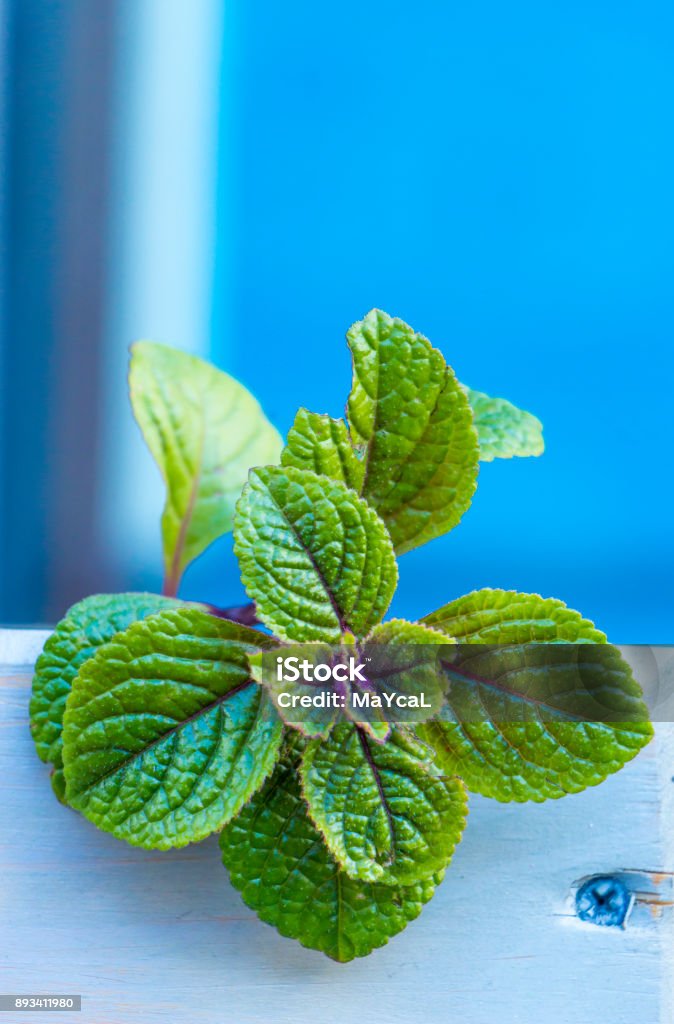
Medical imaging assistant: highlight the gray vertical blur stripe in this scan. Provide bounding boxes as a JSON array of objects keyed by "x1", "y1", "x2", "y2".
[
  {"x1": 98, "y1": 0, "x2": 225, "y2": 589},
  {"x1": 0, "y1": 1, "x2": 115, "y2": 624}
]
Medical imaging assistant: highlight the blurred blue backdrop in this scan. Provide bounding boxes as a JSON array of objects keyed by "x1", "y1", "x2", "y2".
[{"x1": 1, "y1": 0, "x2": 672, "y2": 640}]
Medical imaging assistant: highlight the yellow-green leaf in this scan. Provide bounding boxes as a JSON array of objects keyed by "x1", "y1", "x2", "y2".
[{"x1": 130, "y1": 342, "x2": 282, "y2": 593}]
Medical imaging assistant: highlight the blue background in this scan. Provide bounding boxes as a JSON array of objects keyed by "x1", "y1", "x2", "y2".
[
  {"x1": 2, "y1": 1, "x2": 672, "y2": 640},
  {"x1": 192, "y1": 1, "x2": 674, "y2": 642}
]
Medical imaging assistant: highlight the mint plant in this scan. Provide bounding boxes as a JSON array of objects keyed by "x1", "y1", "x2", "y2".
[{"x1": 30, "y1": 310, "x2": 652, "y2": 962}]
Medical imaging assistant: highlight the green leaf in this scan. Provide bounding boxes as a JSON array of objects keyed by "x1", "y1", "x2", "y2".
[
  {"x1": 418, "y1": 589, "x2": 653, "y2": 801},
  {"x1": 220, "y1": 738, "x2": 442, "y2": 962},
  {"x1": 346, "y1": 309, "x2": 478, "y2": 554},
  {"x1": 130, "y1": 341, "x2": 282, "y2": 594},
  {"x1": 234, "y1": 465, "x2": 397, "y2": 642},
  {"x1": 351, "y1": 620, "x2": 450, "y2": 736},
  {"x1": 301, "y1": 724, "x2": 467, "y2": 885},
  {"x1": 50, "y1": 768, "x2": 67, "y2": 804},
  {"x1": 464, "y1": 387, "x2": 544, "y2": 462},
  {"x1": 421, "y1": 588, "x2": 608, "y2": 642},
  {"x1": 30, "y1": 593, "x2": 184, "y2": 772},
  {"x1": 62, "y1": 608, "x2": 282, "y2": 849},
  {"x1": 281, "y1": 409, "x2": 364, "y2": 490}
]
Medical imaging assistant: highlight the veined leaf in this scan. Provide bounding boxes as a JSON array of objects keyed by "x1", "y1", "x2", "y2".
[
  {"x1": 346, "y1": 309, "x2": 478, "y2": 554},
  {"x1": 30, "y1": 592, "x2": 185, "y2": 772},
  {"x1": 281, "y1": 409, "x2": 364, "y2": 491},
  {"x1": 418, "y1": 590, "x2": 653, "y2": 801},
  {"x1": 464, "y1": 387, "x2": 544, "y2": 462},
  {"x1": 130, "y1": 341, "x2": 282, "y2": 594},
  {"x1": 234, "y1": 465, "x2": 397, "y2": 642},
  {"x1": 351, "y1": 620, "x2": 450, "y2": 736},
  {"x1": 421, "y1": 588, "x2": 608, "y2": 643},
  {"x1": 62, "y1": 608, "x2": 282, "y2": 848},
  {"x1": 301, "y1": 724, "x2": 467, "y2": 884},
  {"x1": 220, "y1": 738, "x2": 441, "y2": 962}
]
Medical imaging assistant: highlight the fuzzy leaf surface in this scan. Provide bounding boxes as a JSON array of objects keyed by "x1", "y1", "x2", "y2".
[
  {"x1": 30, "y1": 593, "x2": 184, "y2": 772},
  {"x1": 130, "y1": 341, "x2": 282, "y2": 591},
  {"x1": 62, "y1": 608, "x2": 282, "y2": 848},
  {"x1": 422, "y1": 588, "x2": 607, "y2": 643},
  {"x1": 418, "y1": 590, "x2": 652, "y2": 801},
  {"x1": 220, "y1": 739, "x2": 440, "y2": 962},
  {"x1": 465, "y1": 387, "x2": 544, "y2": 461},
  {"x1": 350, "y1": 620, "x2": 449, "y2": 737},
  {"x1": 234, "y1": 465, "x2": 397, "y2": 642},
  {"x1": 346, "y1": 309, "x2": 478, "y2": 554},
  {"x1": 301, "y1": 724, "x2": 467, "y2": 884},
  {"x1": 281, "y1": 409, "x2": 364, "y2": 490}
]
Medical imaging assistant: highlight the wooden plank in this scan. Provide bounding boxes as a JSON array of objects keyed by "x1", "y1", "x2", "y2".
[
  {"x1": 0, "y1": 630, "x2": 51, "y2": 668},
  {"x1": 0, "y1": 629, "x2": 671, "y2": 1024}
]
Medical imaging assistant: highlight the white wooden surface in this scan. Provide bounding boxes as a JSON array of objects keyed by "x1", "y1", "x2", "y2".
[{"x1": 1, "y1": 629, "x2": 672, "y2": 1024}]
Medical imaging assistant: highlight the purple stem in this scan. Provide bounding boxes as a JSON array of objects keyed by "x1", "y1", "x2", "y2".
[{"x1": 205, "y1": 602, "x2": 260, "y2": 627}]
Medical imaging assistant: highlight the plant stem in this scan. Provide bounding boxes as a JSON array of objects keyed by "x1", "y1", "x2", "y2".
[
  {"x1": 205, "y1": 602, "x2": 259, "y2": 626},
  {"x1": 162, "y1": 570, "x2": 180, "y2": 598}
]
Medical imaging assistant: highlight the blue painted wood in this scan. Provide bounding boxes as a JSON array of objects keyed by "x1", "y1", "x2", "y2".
[{"x1": 1, "y1": 630, "x2": 672, "y2": 1024}]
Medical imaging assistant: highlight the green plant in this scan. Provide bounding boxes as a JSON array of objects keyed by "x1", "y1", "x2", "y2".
[{"x1": 30, "y1": 310, "x2": 651, "y2": 962}]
